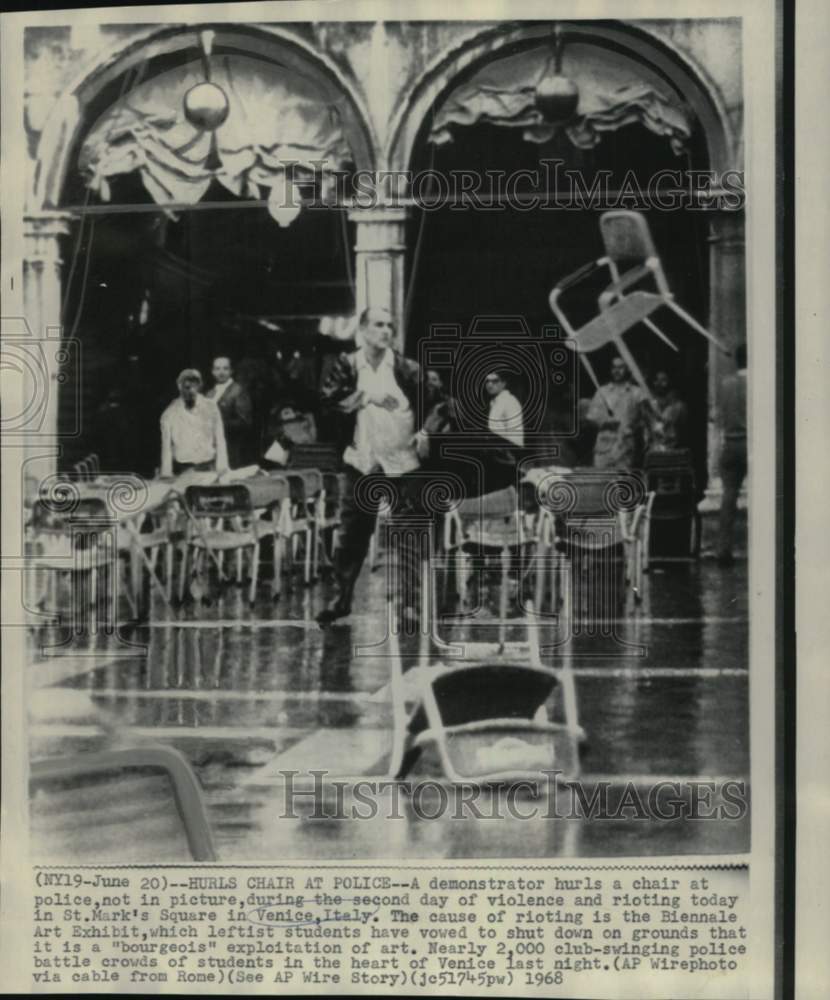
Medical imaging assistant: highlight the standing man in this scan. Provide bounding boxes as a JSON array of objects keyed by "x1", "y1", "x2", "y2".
[
  {"x1": 485, "y1": 370, "x2": 524, "y2": 447},
  {"x1": 160, "y1": 369, "x2": 228, "y2": 477},
  {"x1": 716, "y1": 343, "x2": 748, "y2": 566},
  {"x1": 645, "y1": 369, "x2": 689, "y2": 453},
  {"x1": 206, "y1": 355, "x2": 253, "y2": 469},
  {"x1": 316, "y1": 307, "x2": 432, "y2": 624},
  {"x1": 586, "y1": 355, "x2": 647, "y2": 470}
]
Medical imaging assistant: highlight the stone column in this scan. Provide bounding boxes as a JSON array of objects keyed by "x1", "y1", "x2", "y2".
[
  {"x1": 703, "y1": 210, "x2": 745, "y2": 505},
  {"x1": 22, "y1": 211, "x2": 72, "y2": 479},
  {"x1": 348, "y1": 206, "x2": 408, "y2": 349}
]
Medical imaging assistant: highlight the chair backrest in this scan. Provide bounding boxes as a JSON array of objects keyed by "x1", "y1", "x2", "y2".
[
  {"x1": 644, "y1": 448, "x2": 693, "y2": 470},
  {"x1": 644, "y1": 450, "x2": 695, "y2": 497},
  {"x1": 455, "y1": 486, "x2": 517, "y2": 521},
  {"x1": 31, "y1": 495, "x2": 110, "y2": 529},
  {"x1": 184, "y1": 484, "x2": 253, "y2": 518},
  {"x1": 599, "y1": 211, "x2": 658, "y2": 263},
  {"x1": 290, "y1": 443, "x2": 342, "y2": 472},
  {"x1": 30, "y1": 747, "x2": 216, "y2": 862},
  {"x1": 537, "y1": 471, "x2": 645, "y2": 519}
]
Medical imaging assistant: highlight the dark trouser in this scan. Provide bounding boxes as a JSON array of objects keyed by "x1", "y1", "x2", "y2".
[
  {"x1": 172, "y1": 459, "x2": 215, "y2": 475},
  {"x1": 718, "y1": 437, "x2": 747, "y2": 558},
  {"x1": 333, "y1": 439, "x2": 525, "y2": 608},
  {"x1": 332, "y1": 464, "x2": 383, "y2": 606}
]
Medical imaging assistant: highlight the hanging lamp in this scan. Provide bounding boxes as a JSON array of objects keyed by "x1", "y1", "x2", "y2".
[
  {"x1": 183, "y1": 29, "x2": 229, "y2": 170},
  {"x1": 534, "y1": 25, "x2": 580, "y2": 125}
]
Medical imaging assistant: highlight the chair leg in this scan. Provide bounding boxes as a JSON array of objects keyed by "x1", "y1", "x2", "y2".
[
  {"x1": 303, "y1": 524, "x2": 312, "y2": 586},
  {"x1": 498, "y1": 544, "x2": 509, "y2": 650},
  {"x1": 249, "y1": 543, "x2": 260, "y2": 606},
  {"x1": 312, "y1": 513, "x2": 322, "y2": 582},
  {"x1": 642, "y1": 317, "x2": 679, "y2": 352},
  {"x1": 665, "y1": 298, "x2": 728, "y2": 351},
  {"x1": 271, "y1": 532, "x2": 283, "y2": 599},
  {"x1": 164, "y1": 544, "x2": 174, "y2": 600},
  {"x1": 178, "y1": 544, "x2": 190, "y2": 603}
]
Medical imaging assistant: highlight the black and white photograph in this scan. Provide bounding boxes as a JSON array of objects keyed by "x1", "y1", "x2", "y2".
[{"x1": 1, "y1": 0, "x2": 796, "y2": 995}]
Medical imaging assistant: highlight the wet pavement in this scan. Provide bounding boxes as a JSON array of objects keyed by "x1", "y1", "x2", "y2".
[{"x1": 27, "y1": 547, "x2": 749, "y2": 861}]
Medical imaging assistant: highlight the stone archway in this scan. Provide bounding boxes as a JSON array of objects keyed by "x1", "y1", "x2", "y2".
[
  {"x1": 388, "y1": 20, "x2": 744, "y2": 493},
  {"x1": 24, "y1": 24, "x2": 378, "y2": 474}
]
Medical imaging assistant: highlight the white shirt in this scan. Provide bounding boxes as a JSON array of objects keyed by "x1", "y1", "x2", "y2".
[
  {"x1": 160, "y1": 395, "x2": 228, "y2": 476},
  {"x1": 343, "y1": 349, "x2": 419, "y2": 476},
  {"x1": 208, "y1": 378, "x2": 233, "y2": 403},
  {"x1": 488, "y1": 389, "x2": 524, "y2": 447}
]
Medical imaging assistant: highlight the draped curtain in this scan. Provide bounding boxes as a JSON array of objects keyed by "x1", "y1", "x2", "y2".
[
  {"x1": 79, "y1": 55, "x2": 354, "y2": 225},
  {"x1": 428, "y1": 44, "x2": 693, "y2": 154}
]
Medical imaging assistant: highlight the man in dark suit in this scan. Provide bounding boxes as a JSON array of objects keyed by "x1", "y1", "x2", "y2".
[{"x1": 206, "y1": 356, "x2": 253, "y2": 469}]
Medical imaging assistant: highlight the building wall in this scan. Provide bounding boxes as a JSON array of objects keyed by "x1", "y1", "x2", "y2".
[
  {"x1": 19, "y1": 17, "x2": 744, "y2": 487},
  {"x1": 24, "y1": 18, "x2": 743, "y2": 204}
]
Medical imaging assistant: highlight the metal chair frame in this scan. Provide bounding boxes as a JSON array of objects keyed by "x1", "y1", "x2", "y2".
[
  {"x1": 30, "y1": 746, "x2": 217, "y2": 862},
  {"x1": 549, "y1": 210, "x2": 727, "y2": 407}
]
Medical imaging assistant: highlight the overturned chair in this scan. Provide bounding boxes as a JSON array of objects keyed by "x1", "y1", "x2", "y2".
[{"x1": 388, "y1": 492, "x2": 584, "y2": 786}]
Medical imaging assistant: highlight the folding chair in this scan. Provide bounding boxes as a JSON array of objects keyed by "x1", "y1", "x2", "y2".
[
  {"x1": 116, "y1": 502, "x2": 178, "y2": 616},
  {"x1": 289, "y1": 444, "x2": 345, "y2": 573},
  {"x1": 549, "y1": 210, "x2": 727, "y2": 406},
  {"x1": 30, "y1": 746, "x2": 216, "y2": 861},
  {"x1": 548, "y1": 470, "x2": 646, "y2": 624},
  {"x1": 387, "y1": 550, "x2": 584, "y2": 785},
  {"x1": 179, "y1": 484, "x2": 270, "y2": 605},
  {"x1": 619, "y1": 491, "x2": 656, "y2": 603},
  {"x1": 26, "y1": 496, "x2": 122, "y2": 624},
  {"x1": 282, "y1": 469, "x2": 323, "y2": 585},
  {"x1": 643, "y1": 449, "x2": 700, "y2": 561},
  {"x1": 442, "y1": 486, "x2": 528, "y2": 644}
]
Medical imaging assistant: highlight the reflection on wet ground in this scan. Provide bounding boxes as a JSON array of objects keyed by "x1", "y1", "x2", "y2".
[{"x1": 28, "y1": 559, "x2": 749, "y2": 859}]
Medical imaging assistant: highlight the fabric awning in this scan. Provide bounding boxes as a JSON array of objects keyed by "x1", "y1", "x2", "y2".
[
  {"x1": 79, "y1": 54, "x2": 353, "y2": 225},
  {"x1": 429, "y1": 43, "x2": 693, "y2": 154}
]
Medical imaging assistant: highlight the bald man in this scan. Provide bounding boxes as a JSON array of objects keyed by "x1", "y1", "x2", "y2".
[{"x1": 317, "y1": 308, "x2": 433, "y2": 623}]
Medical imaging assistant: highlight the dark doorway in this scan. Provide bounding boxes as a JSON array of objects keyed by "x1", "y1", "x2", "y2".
[
  {"x1": 59, "y1": 173, "x2": 355, "y2": 475},
  {"x1": 405, "y1": 116, "x2": 712, "y2": 490}
]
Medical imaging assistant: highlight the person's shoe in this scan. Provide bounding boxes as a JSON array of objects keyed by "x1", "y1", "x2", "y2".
[{"x1": 316, "y1": 598, "x2": 352, "y2": 625}]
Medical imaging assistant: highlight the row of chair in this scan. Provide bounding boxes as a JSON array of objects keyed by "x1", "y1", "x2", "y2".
[
  {"x1": 26, "y1": 444, "x2": 694, "y2": 622},
  {"x1": 24, "y1": 447, "x2": 350, "y2": 620}
]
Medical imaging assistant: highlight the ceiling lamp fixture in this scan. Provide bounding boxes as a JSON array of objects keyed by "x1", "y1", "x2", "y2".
[
  {"x1": 183, "y1": 29, "x2": 229, "y2": 170},
  {"x1": 534, "y1": 25, "x2": 580, "y2": 125}
]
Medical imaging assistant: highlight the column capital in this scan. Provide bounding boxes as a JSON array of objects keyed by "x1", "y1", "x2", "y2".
[
  {"x1": 348, "y1": 204, "x2": 409, "y2": 254},
  {"x1": 707, "y1": 211, "x2": 745, "y2": 252},
  {"x1": 347, "y1": 205, "x2": 409, "y2": 224},
  {"x1": 23, "y1": 211, "x2": 72, "y2": 267}
]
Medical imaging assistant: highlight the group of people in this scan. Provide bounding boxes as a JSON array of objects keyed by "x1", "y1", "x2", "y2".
[{"x1": 156, "y1": 307, "x2": 747, "y2": 619}]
